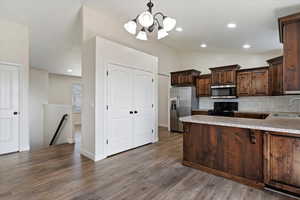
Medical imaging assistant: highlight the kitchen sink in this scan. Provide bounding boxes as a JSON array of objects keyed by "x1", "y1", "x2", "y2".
[{"x1": 270, "y1": 113, "x2": 300, "y2": 119}]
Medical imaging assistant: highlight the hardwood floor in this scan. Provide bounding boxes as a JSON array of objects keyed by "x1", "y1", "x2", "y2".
[{"x1": 0, "y1": 127, "x2": 295, "y2": 200}]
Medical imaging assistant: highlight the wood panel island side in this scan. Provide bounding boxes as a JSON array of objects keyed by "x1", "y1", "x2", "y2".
[{"x1": 180, "y1": 115, "x2": 300, "y2": 197}]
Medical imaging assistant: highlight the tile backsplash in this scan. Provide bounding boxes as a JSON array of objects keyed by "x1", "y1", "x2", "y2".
[{"x1": 199, "y1": 96, "x2": 300, "y2": 113}]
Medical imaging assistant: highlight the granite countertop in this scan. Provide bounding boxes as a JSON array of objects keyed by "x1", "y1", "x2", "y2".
[
  {"x1": 192, "y1": 109, "x2": 271, "y2": 115},
  {"x1": 180, "y1": 114, "x2": 300, "y2": 134}
]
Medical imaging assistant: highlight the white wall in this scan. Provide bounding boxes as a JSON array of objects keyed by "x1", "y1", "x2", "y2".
[
  {"x1": 82, "y1": 37, "x2": 158, "y2": 161},
  {"x1": 48, "y1": 73, "x2": 82, "y2": 105},
  {"x1": 158, "y1": 75, "x2": 169, "y2": 127},
  {"x1": 179, "y1": 50, "x2": 282, "y2": 74},
  {"x1": 29, "y1": 69, "x2": 82, "y2": 150},
  {"x1": 44, "y1": 104, "x2": 73, "y2": 145},
  {"x1": 29, "y1": 68, "x2": 49, "y2": 150},
  {"x1": 81, "y1": 6, "x2": 180, "y2": 75},
  {"x1": 0, "y1": 19, "x2": 30, "y2": 151}
]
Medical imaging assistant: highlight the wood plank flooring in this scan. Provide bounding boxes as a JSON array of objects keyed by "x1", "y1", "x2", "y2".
[{"x1": 0, "y1": 128, "x2": 295, "y2": 200}]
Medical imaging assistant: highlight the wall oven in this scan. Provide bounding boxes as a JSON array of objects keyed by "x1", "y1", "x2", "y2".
[{"x1": 211, "y1": 85, "x2": 237, "y2": 99}]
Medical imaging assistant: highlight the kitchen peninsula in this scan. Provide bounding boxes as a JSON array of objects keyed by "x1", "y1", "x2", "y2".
[{"x1": 180, "y1": 113, "x2": 300, "y2": 196}]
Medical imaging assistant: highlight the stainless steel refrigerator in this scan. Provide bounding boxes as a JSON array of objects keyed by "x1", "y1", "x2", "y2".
[{"x1": 170, "y1": 87, "x2": 198, "y2": 132}]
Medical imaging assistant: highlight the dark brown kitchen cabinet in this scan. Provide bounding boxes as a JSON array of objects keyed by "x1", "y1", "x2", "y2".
[
  {"x1": 171, "y1": 70, "x2": 201, "y2": 87},
  {"x1": 279, "y1": 13, "x2": 300, "y2": 94},
  {"x1": 195, "y1": 74, "x2": 211, "y2": 97},
  {"x1": 267, "y1": 56, "x2": 283, "y2": 96},
  {"x1": 237, "y1": 67, "x2": 269, "y2": 96},
  {"x1": 237, "y1": 71, "x2": 252, "y2": 96},
  {"x1": 251, "y1": 68, "x2": 269, "y2": 96},
  {"x1": 264, "y1": 132, "x2": 300, "y2": 195},
  {"x1": 183, "y1": 123, "x2": 264, "y2": 187},
  {"x1": 210, "y1": 65, "x2": 240, "y2": 86},
  {"x1": 191, "y1": 110, "x2": 209, "y2": 115}
]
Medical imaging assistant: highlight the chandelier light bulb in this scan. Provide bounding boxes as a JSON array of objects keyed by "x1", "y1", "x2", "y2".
[
  {"x1": 157, "y1": 28, "x2": 168, "y2": 40},
  {"x1": 124, "y1": 20, "x2": 137, "y2": 35},
  {"x1": 138, "y1": 11, "x2": 154, "y2": 28},
  {"x1": 163, "y1": 17, "x2": 177, "y2": 32},
  {"x1": 124, "y1": 0, "x2": 176, "y2": 40},
  {"x1": 136, "y1": 28, "x2": 148, "y2": 40}
]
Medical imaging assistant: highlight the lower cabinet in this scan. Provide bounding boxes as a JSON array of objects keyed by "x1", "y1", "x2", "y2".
[
  {"x1": 183, "y1": 123, "x2": 264, "y2": 186},
  {"x1": 264, "y1": 132, "x2": 300, "y2": 195},
  {"x1": 183, "y1": 123, "x2": 300, "y2": 195}
]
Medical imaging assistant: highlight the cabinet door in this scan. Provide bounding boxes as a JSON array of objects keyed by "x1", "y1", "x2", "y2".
[
  {"x1": 270, "y1": 64, "x2": 283, "y2": 96},
  {"x1": 183, "y1": 123, "x2": 263, "y2": 182},
  {"x1": 283, "y1": 22, "x2": 300, "y2": 93},
  {"x1": 196, "y1": 77, "x2": 211, "y2": 97},
  {"x1": 223, "y1": 70, "x2": 235, "y2": 85},
  {"x1": 266, "y1": 133, "x2": 300, "y2": 194},
  {"x1": 211, "y1": 71, "x2": 220, "y2": 85},
  {"x1": 205, "y1": 78, "x2": 211, "y2": 96},
  {"x1": 237, "y1": 72, "x2": 251, "y2": 96},
  {"x1": 251, "y1": 69, "x2": 269, "y2": 96},
  {"x1": 220, "y1": 127, "x2": 263, "y2": 181},
  {"x1": 196, "y1": 78, "x2": 204, "y2": 97},
  {"x1": 183, "y1": 123, "x2": 222, "y2": 170}
]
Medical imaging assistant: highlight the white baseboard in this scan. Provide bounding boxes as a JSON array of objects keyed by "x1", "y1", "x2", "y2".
[
  {"x1": 159, "y1": 124, "x2": 168, "y2": 128},
  {"x1": 80, "y1": 148, "x2": 106, "y2": 162},
  {"x1": 67, "y1": 137, "x2": 75, "y2": 144},
  {"x1": 19, "y1": 145, "x2": 30, "y2": 152}
]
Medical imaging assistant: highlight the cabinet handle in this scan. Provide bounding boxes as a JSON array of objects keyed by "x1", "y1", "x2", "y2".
[
  {"x1": 134, "y1": 111, "x2": 138, "y2": 114},
  {"x1": 249, "y1": 130, "x2": 256, "y2": 144},
  {"x1": 129, "y1": 111, "x2": 133, "y2": 114}
]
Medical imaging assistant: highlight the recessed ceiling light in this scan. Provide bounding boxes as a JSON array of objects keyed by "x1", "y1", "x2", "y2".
[
  {"x1": 243, "y1": 44, "x2": 251, "y2": 49},
  {"x1": 67, "y1": 69, "x2": 73, "y2": 73},
  {"x1": 176, "y1": 27, "x2": 183, "y2": 32},
  {"x1": 200, "y1": 44, "x2": 207, "y2": 48},
  {"x1": 227, "y1": 23, "x2": 237, "y2": 28}
]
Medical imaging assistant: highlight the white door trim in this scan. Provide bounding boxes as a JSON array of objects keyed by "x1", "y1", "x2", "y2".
[{"x1": 0, "y1": 61, "x2": 23, "y2": 153}]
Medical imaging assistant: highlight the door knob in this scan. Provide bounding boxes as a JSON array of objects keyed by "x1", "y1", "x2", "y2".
[
  {"x1": 13, "y1": 112, "x2": 19, "y2": 115},
  {"x1": 134, "y1": 111, "x2": 138, "y2": 114}
]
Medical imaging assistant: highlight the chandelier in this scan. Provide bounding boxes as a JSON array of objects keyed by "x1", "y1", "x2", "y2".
[{"x1": 124, "y1": 0, "x2": 176, "y2": 40}]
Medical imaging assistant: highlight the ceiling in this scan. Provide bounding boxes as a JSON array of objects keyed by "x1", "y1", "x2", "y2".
[{"x1": 0, "y1": 0, "x2": 299, "y2": 76}]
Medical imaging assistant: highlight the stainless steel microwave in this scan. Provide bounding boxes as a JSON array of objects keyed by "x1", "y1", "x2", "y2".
[{"x1": 211, "y1": 85, "x2": 237, "y2": 99}]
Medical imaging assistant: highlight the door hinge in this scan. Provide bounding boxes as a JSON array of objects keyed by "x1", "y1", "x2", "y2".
[
  {"x1": 152, "y1": 78, "x2": 154, "y2": 82},
  {"x1": 106, "y1": 71, "x2": 109, "y2": 76},
  {"x1": 152, "y1": 104, "x2": 154, "y2": 108},
  {"x1": 106, "y1": 139, "x2": 108, "y2": 144},
  {"x1": 106, "y1": 105, "x2": 109, "y2": 110},
  {"x1": 152, "y1": 129, "x2": 154, "y2": 133}
]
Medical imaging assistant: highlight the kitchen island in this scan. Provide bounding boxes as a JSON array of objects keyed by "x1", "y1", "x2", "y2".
[{"x1": 180, "y1": 114, "x2": 300, "y2": 196}]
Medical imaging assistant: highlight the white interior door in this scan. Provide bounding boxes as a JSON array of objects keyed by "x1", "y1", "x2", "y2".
[
  {"x1": 0, "y1": 64, "x2": 19, "y2": 155},
  {"x1": 133, "y1": 70, "x2": 154, "y2": 147},
  {"x1": 107, "y1": 64, "x2": 134, "y2": 155}
]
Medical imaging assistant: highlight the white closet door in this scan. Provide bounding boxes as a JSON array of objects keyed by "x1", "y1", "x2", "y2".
[
  {"x1": 107, "y1": 64, "x2": 134, "y2": 155},
  {"x1": 0, "y1": 64, "x2": 19, "y2": 155},
  {"x1": 133, "y1": 70, "x2": 154, "y2": 147}
]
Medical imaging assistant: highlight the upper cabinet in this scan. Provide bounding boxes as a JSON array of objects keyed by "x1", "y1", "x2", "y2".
[
  {"x1": 196, "y1": 74, "x2": 211, "y2": 97},
  {"x1": 171, "y1": 70, "x2": 201, "y2": 87},
  {"x1": 279, "y1": 13, "x2": 300, "y2": 94},
  {"x1": 237, "y1": 67, "x2": 269, "y2": 96},
  {"x1": 210, "y1": 65, "x2": 240, "y2": 86},
  {"x1": 267, "y1": 56, "x2": 283, "y2": 96}
]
